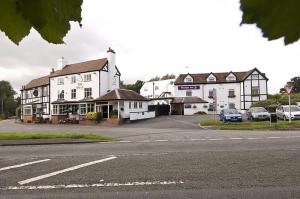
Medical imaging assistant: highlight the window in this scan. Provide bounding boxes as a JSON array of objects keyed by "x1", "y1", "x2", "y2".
[
  {"x1": 23, "y1": 106, "x2": 32, "y2": 115},
  {"x1": 139, "y1": 102, "x2": 142, "y2": 108},
  {"x1": 208, "y1": 90, "x2": 214, "y2": 98},
  {"x1": 53, "y1": 105, "x2": 58, "y2": 115},
  {"x1": 58, "y1": 90, "x2": 64, "y2": 100},
  {"x1": 43, "y1": 87, "x2": 48, "y2": 96},
  {"x1": 184, "y1": 76, "x2": 193, "y2": 83},
  {"x1": 184, "y1": 104, "x2": 192, "y2": 109},
  {"x1": 186, "y1": 91, "x2": 192, "y2": 97},
  {"x1": 208, "y1": 103, "x2": 214, "y2": 111},
  {"x1": 71, "y1": 89, "x2": 76, "y2": 99},
  {"x1": 25, "y1": 91, "x2": 29, "y2": 99},
  {"x1": 144, "y1": 88, "x2": 148, "y2": 92},
  {"x1": 71, "y1": 76, "x2": 76, "y2": 84},
  {"x1": 71, "y1": 105, "x2": 78, "y2": 114},
  {"x1": 129, "y1": 102, "x2": 132, "y2": 109},
  {"x1": 43, "y1": 103, "x2": 47, "y2": 114},
  {"x1": 84, "y1": 88, "x2": 92, "y2": 98},
  {"x1": 228, "y1": 89, "x2": 235, "y2": 97},
  {"x1": 229, "y1": 103, "x2": 235, "y2": 109},
  {"x1": 80, "y1": 104, "x2": 86, "y2": 115},
  {"x1": 84, "y1": 74, "x2": 92, "y2": 82},
  {"x1": 59, "y1": 105, "x2": 64, "y2": 114},
  {"x1": 252, "y1": 74, "x2": 259, "y2": 79},
  {"x1": 57, "y1": 78, "x2": 64, "y2": 85},
  {"x1": 87, "y1": 104, "x2": 94, "y2": 112},
  {"x1": 155, "y1": 86, "x2": 159, "y2": 90},
  {"x1": 134, "y1": 102, "x2": 138, "y2": 109},
  {"x1": 252, "y1": 86, "x2": 259, "y2": 96},
  {"x1": 227, "y1": 75, "x2": 236, "y2": 81}
]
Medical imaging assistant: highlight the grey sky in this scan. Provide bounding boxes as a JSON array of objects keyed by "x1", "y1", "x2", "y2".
[{"x1": 0, "y1": 0, "x2": 300, "y2": 94}]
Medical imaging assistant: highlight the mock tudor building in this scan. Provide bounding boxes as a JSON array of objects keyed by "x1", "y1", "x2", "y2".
[
  {"x1": 174, "y1": 68, "x2": 268, "y2": 114},
  {"x1": 21, "y1": 48, "x2": 154, "y2": 123}
]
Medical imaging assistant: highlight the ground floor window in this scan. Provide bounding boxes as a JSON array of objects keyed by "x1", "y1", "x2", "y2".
[
  {"x1": 87, "y1": 104, "x2": 94, "y2": 112},
  {"x1": 53, "y1": 105, "x2": 58, "y2": 115},
  {"x1": 80, "y1": 104, "x2": 86, "y2": 115},
  {"x1": 23, "y1": 106, "x2": 32, "y2": 115},
  {"x1": 134, "y1": 102, "x2": 138, "y2": 109},
  {"x1": 229, "y1": 103, "x2": 235, "y2": 109},
  {"x1": 184, "y1": 104, "x2": 192, "y2": 109},
  {"x1": 139, "y1": 102, "x2": 142, "y2": 108},
  {"x1": 71, "y1": 104, "x2": 78, "y2": 114},
  {"x1": 186, "y1": 91, "x2": 192, "y2": 97}
]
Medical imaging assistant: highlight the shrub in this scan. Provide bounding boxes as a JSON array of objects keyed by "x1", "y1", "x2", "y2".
[
  {"x1": 86, "y1": 112, "x2": 97, "y2": 120},
  {"x1": 15, "y1": 106, "x2": 21, "y2": 119},
  {"x1": 95, "y1": 112, "x2": 103, "y2": 121},
  {"x1": 109, "y1": 109, "x2": 119, "y2": 118}
]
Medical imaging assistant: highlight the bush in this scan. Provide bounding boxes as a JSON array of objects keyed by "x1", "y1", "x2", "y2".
[
  {"x1": 200, "y1": 119, "x2": 221, "y2": 126},
  {"x1": 109, "y1": 109, "x2": 118, "y2": 118},
  {"x1": 86, "y1": 112, "x2": 97, "y2": 120},
  {"x1": 15, "y1": 106, "x2": 21, "y2": 119},
  {"x1": 95, "y1": 112, "x2": 103, "y2": 121}
]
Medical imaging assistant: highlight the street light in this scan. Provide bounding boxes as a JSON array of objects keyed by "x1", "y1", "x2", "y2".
[{"x1": 284, "y1": 85, "x2": 293, "y2": 124}]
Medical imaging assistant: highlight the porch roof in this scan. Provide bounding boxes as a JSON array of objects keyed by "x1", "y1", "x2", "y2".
[
  {"x1": 171, "y1": 97, "x2": 208, "y2": 104},
  {"x1": 95, "y1": 89, "x2": 148, "y2": 102}
]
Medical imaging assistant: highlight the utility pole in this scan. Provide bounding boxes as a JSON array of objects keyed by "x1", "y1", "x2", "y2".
[
  {"x1": 284, "y1": 85, "x2": 293, "y2": 124},
  {"x1": 152, "y1": 82, "x2": 155, "y2": 99}
]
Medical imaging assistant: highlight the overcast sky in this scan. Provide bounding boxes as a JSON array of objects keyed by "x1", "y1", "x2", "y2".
[{"x1": 0, "y1": 0, "x2": 300, "y2": 94}]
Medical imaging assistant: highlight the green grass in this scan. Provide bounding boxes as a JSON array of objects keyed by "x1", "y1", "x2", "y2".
[
  {"x1": 200, "y1": 119, "x2": 300, "y2": 130},
  {"x1": 0, "y1": 133, "x2": 116, "y2": 141}
]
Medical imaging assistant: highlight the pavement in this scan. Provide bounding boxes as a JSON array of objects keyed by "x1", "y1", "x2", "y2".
[{"x1": 0, "y1": 118, "x2": 299, "y2": 198}]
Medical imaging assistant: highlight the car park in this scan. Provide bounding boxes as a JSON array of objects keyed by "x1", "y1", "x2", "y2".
[
  {"x1": 219, "y1": 109, "x2": 242, "y2": 122},
  {"x1": 246, "y1": 107, "x2": 270, "y2": 121},
  {"x1": 276, "y1": 105, "x2": 300, "y2": 120}
]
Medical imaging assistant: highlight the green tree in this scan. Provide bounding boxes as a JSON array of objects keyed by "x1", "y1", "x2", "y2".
[
  {"x1": 0, "y1": 80, "x2": 17, "y2": 118},
  {"x1": 240, "y1": 0, "x2": 300, "y2": 45},
  {"x1": 160, "y1": 74, "x2": 176, "y2": 80},
  {"x1": 280, "y1": 76, "x2": 300, "y2": 93},
  {"x1": 121, "y1": 80, "x2": 144, "y2": 93},
  {"x1": 0, "y1": 0, "x2": 82, "y2": 45},
  {"x1": 148, "y1": 76, "x2": 160, "y2": 82}
]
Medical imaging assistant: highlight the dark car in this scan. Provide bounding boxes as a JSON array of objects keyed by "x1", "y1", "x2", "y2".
[
  {"x1": 246, "y1": 107, "x2": 270, "y2": 121},
  {"x1": 219, "y1": 109, "x2": 242, "y2": 122}
]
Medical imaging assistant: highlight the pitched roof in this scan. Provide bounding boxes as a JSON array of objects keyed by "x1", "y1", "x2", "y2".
[
  {"x1": 50, "y1": 58, "x2": 108, "y2": 77},
  {"x1": 171, "y1": 97, "x2": 208, "y2": 104},
  {"x1": 23, "y1": 75, "x2": 50, "y2": 90},
  {"x1": 95, "y1": 89, "x2": 148, "y2": 101},
  {"x1": 174, "y1": 68, "x2": 268, "y2": 85}
]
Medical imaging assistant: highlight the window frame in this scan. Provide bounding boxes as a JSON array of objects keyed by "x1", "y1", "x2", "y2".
[
  {"x1": 71, "y1": 89, "x2": 76, "y2": 99},
  {"x1": 84, "y1": 88, "x2": 92, "y2": 98}
]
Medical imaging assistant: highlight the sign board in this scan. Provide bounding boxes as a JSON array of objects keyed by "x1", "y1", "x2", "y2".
[
  {"x1": 284, "y1": 85, "x2": 293, "y2": 95},
  {"x1": 178, "y1": 85, "x2": 200, "y2": 90}
]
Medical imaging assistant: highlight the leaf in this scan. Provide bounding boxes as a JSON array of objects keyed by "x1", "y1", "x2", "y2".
[
  {"x1": 0, "y1": 0, "x2": 31, "y2": 44},
  {"x1": 0, "y1": 0, "x2": 82, "y2": 45},
  {"x1": 240, "y1": 0, "x2": 300, "y2": 45}
]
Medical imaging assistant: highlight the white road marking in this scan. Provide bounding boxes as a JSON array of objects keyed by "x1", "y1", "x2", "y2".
[
  {"x1": 266, "y1": 137, "x2": 281, "y2": 139},
  {"x1": 229, "y1": 137, "x2": 243, "y2": 140},
  {"x1": 18, "y1": 156, "x2": 117, "y2": 185},
  {"x1": 119, "y1": 141, "x2": 132, "y2": 143},
  {"x1": 208, "y1": 138, "x2": 224, "y2": 141},
  {"x1": 2, "y1": 181, "x2": 184, "y2": 191},
  {"x1": 0, "y1": 159, "x2": 51, "y2": 172},
  {"x1": 155, "y1": 140, "x2": 168, "y2": 142},
  {"x1": 247, "y1": 137, "x2": 260, "y2": 140}
]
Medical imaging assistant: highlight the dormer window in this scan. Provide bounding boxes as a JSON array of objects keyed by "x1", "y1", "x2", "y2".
[
  {"x1": 207, "y1": 74, "x2": 216, "y2": 82},
  {"x1": 184, "y1": 75, "x2": 193, "y2": 83},
  {"x1": 226, "y1": 73, "x2": 236, "y2": 81}
]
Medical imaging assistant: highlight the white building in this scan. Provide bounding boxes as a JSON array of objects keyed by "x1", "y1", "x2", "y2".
[
  {"x1": 173, "y1": 68, "x2": 268, "y2": 114},
  {"x1": 140, "y1": 79, "x2": 175, "y2": 99},
  {"x1": 21, "y1": 48, "x2": 154, "y2": 123}
]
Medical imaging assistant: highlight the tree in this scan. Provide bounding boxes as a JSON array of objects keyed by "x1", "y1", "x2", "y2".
[
  {"x1": 240, "y1": 0, "x2": 300, "y2": 45},
  {"x1": 0, "y1": 81, "x2": 17, "y2": 118},
  {"x1": 121, "y1": 80, "x2": 144, "y2": 93},
  {"x1": 280, "y1": 76, "x2": 300, "y2": 93},
  {"x1": 148, "y1": 76, "x2": 161, "y2": 82},
  {"x1": 0, "y1": 0, "x2": 82, "y2": 45},
  {"x1": 160, "y1": 74, "x2": 176, "y2": 80}
]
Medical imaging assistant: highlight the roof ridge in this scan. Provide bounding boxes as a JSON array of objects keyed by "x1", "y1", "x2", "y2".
[{"x1": 115, "y1": 89, "x2": 121, "y2": 99}]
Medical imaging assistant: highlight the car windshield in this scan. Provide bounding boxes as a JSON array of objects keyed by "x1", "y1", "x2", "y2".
[
  {"x1": 224, "y1": 109, "x2": 238, "y2": 114},
  {"x1": 283, "y1": 106, "x2": 300, "y2": 112},
  {"x1": 252, "y1": 107, "x2": 267, "y2": 113}
]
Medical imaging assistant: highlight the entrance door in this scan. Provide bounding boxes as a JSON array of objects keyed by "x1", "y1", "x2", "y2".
[{"x1": 102, "y1": 105, "x2": 113, "y2": 119}]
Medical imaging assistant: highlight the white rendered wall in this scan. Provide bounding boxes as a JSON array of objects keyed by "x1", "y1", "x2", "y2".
[
  {"x1": 183, "y1": 103, "x2": 208, "y2": 115},
  {"x1": 141, "y1": 79, "x2": 175, "y2": 98}
]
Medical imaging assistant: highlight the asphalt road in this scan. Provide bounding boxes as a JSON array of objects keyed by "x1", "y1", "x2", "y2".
[{"x1": 0, "y1": 119, "x2": 300, "y2": 198}]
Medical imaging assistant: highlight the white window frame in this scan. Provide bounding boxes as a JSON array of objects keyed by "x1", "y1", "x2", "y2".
[
  {"x1": 53, "y1": 105, "x2": 58, "y2": 115},
  {"x1": 71, "y1": 89, "x2": 76, "y2": 99},
  {"x1": 57, "y1": 78, "x2": 64, "y2": 85},
  {"x1": 84, "y1": 74, "x2": 92, "y2": 82},
  {"x1": 71, "y1": 76, "x2": 76, "y2": 84},
  {"x1": 186, "y1": 91, "x2": 192, "y2": 97},
  {"x1": 84, "y1": 88, "x2": 92, "y2": 98},
  {"x1": 134, "y1": 101, "x2": 138, "y2": 109},
  {"x1": 139, "y1": 102, "x2": 142, "y2": 108}
]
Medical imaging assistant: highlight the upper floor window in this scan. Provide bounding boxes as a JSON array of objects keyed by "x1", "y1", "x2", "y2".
[
  {"x1": 25, "y1": 91, "x2": 29, "y2": 98},
  {"x1": 251, "y1": 74, "x2": 259, "y2": 79},
  {"x1": 252, "y1": 86, "x2": 260, "y2": 96},
  {"x1": 84, "y1": 88, "x2": 92, "y2": 98},
  {"x1": 208, "y1": 90, "x2": 214, "y2": 98},
  {"x1": 226, "y1": 74, "x2": 236, "y2": 81},
  {"x1": 43, "y1": 87, "x2": 48, "y2": 96},
  {"x1": 71, "y1": 89, "x2": 76, "y2": 99},
  {"x1": 71, "y1": 76, "x2": 76, "y2": 84},
  {"x1": 155, "y1": 86, "x2": 159, "y2": 90},
  {"x1": 58, "y1": 90, "x2": 64, "y2": 100},
  {"x1": 228, "y1": 89, "x2": 235, "y2": 97},
  {"x1": 186, "y1": 91, "x2": 192, "y2": 97},
  {"x1": 184, "y1": 75, "x2": 193, "y2": 83},
  {"x1": 229, "y1": 103, "x2": 235, "y2": 109},
  {"x1": 207, "y1": 76, "x2": 216, "y2": 82},
  {"x1": 144, "y1": 88, "x2": 148, "y2": 92},
  {"x1": 84, "y1": 74, "x2": 92, "y2": 82},
  {"x1": 57, "y1": 78, "x2": 64, "y2": 85}
]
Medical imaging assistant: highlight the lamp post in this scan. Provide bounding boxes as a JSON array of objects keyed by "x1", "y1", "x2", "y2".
[{"x1": 284, "y1": 85, "x2": 293, "y2": 124}]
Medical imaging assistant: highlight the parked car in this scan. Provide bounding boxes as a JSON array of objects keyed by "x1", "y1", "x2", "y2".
[
  {"x1": 219, "y1": 109, "x2": 242, "y2": 122},
  {"x1": 276, "y1": 105, "x2": 300, "y2": 120},
  {"x1": 246, "y1": 107, "x2": 270, "y2": 121}
]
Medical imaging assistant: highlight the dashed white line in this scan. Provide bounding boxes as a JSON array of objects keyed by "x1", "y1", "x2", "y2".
[
  {"x1": 229, "y1": 137, "x2": 243, "y2": 140},
  {"x1": 208, "y1": 138, "x2": 224, "y2": 141},
  {"x1": 247, "y1": 137, "x2": 260, "y2": 140},
  {"x1": 155, "y1": 140, "x2": 168, "y2": 142},
  {"x1": 0, "y1": 159, "x2": 51, "y2": 172},
  {"x1": 1, "y1": 180, "x2": 184, "y2": 191},
  {"x1": 18, "y1": 156, "x2": 117, "y2": 185},
  {"x1": 119, "y1": 141, "x2": 132, "y2": 143},
  {"x1": 266, "y1": 137, "x2": 281, "y2": 139}
]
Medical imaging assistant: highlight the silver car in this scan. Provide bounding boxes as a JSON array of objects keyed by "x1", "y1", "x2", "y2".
[
  {"x1": 247, "y1": 107, "x2": 270, "y2": 121},
  {"x1": 276, "y1": 105, "x2": 300, "y2": 120}
]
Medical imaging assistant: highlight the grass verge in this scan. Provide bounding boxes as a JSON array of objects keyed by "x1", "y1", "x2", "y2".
[
  {"x1": 0, "y1": 133, "x2": 116, "y2": 141},
  {"x1": 200, "y1": 119, "x2": 300, "y2": 130}
]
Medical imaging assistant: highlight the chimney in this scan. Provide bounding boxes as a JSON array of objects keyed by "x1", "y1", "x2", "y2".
[
  {"x1": 50, "y1": 68, "x2": 55, "y2": 75},
  {"x1": 106, "y1": 47, "x2": 117, "y2": 90},
  {"x1": 56, "y1": 57, "x2": 67, "y2": 70}
]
